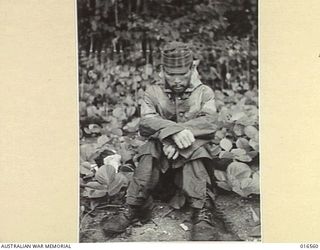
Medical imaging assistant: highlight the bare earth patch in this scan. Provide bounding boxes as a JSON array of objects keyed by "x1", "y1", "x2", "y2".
[{"x1": 80, "y1": 194, "x2": 260, "y2": 242}]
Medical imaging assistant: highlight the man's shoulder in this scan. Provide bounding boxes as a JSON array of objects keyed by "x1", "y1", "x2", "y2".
[
  {"x1": 193, "y1": 83, "x2": 215, "y2": 96},
  {"x1": 145, "y1": 81, "x2": 165, "y2": 95}
]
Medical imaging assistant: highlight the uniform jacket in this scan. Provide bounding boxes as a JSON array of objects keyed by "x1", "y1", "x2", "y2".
[{"x1": 137, "y1": 70, "x2": 218, "y2": 172}]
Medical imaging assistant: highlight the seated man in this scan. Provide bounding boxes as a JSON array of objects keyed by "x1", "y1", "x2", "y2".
[{"x1": 103, "y1": 41, "x2": 219, "y2": 240}]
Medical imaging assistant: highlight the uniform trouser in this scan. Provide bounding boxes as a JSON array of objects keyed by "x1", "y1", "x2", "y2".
[{"x1": 126, "y1": 154, "x2": 212, "y2": 209}]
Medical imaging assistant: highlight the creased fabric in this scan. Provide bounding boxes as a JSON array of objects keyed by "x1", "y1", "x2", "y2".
[{"x1": 127, "y1": 75, "x2": 218, "y2": 209}]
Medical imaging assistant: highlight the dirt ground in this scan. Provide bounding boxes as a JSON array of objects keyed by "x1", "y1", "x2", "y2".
[{"x1": 79, "y1": 193, "x2": 260, "y2": 242}]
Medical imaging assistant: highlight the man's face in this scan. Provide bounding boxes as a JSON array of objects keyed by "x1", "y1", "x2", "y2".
[{"x1": 163, "y1": 67, "x2": 193, "y2": 94}]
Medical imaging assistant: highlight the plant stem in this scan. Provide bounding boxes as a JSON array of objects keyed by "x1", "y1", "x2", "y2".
[{"x1": 115, "y1": 0, "x2": 119, "y2": 27}]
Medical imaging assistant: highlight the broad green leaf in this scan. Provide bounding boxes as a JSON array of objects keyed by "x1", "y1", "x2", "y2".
[
  {"x1": 107, "y1": 172, "x2": 129, "y2": 196},
  {"x1": 223, "y1": 89, "x2": 234, "y2": 96},
  {"x1": 111, "y1": 128, "x2": 123, "y2": 136},
  {"x1": 249, "y1": 139, "x2": 259, "y2": 151},
  {"x1": 112, "y1": 107, "x2": 127, "y2": 121},
  {"x1": 241, "y1": 173, "x2": 260, "y2": 195},
  {"x1": 241, "y1": 185, "x2": 260, "y2": 196},
  {"x1": 126, "y1": 106, "x2": 136, "y2": 118},
  {"x1": 214, "y1": 170, "x2": 227, "y2": 181},
  {"x1": 220, "y1": 138, "x2": 233, "y2": 151},
  {"x1": 231, "y1": 184, "x2": 246, "y2": 197},
  {"x1": 218, "y1": 109, "x2": 232, "y2": 123},
  {"x1": 233, "y1": 124, "x2": 244, "y2": 136},
  {"x1": 217, "y1": 181, "x2": 232, "y2": 191},
  {"x1": 231, "y1": 112, "x2": 245, "y2": 121},
  {"x1": 250, "y1": 172, "x2": 260, "y2": 193},
  {"x1": 97, "y1": 135, "x2": 110, "y2": 147},
  {"x1": 137, "y1": 88, "x2": 145, "y2": 98},
  {"x1": 119, "y1": 147, "x2": 134, "y2": 163},
  {"x1": 103, "y1": 154, "x2": 121, "y2": 172},
  {"x1": 130, "y1": 138, "x2": 144, "y2": 147},
  {"x1": 87, "y1": 106, "x2": 99, "y2": 118},
  {"x1": 84, "y1": 181, "x2": 107, "y2": 190},
  {"x1": 236, "y1": 116, "x2": 255, "y2": 126},
  {"x1": 248, "y1": 150, "x2": 259, "y2": 158},
  {"x1": 236, "y1": 138, "x2": 251, "y2": 151},
  {"x1": 123, "y1": 96, "x2": 135, "y2": 106},
  {"x1": 79, "y1": 101, "x2": 87, "y2": 116},
  {"x1": 95, "y1": 165, "x2": 116, "y2": 186},
  {"x1": 253, "y1": 171, "x2": 260, "y2": 180},
  {"x1": 133, "y1": 75, "x2": 142, "y2": 83},
  {"x1": 141, "y1": 73, "x2": 148, "y2": 80},
  {"x1": 240, "y1": 177, "x2": 253, "y2": 189},
  {"x1": 124, "y1": 117, "x2": 140, "y2": 133},
  {"x1": 129, "y1": 66, "x2": 136, "y2": 72},
  {"x1": 227, "y1": 162, "x2": 251, "y2": 180},
  {"x1": 82, "y1": 188, "x2": 107, "y2": 198},
  {"x1": 215, "y1": 130, "x2": 226, "y2": 140},
  {"x1": 88, "y1": 124, "x2": 101, "y2": 133},
  {"x1": 209, "y1": 144, "x2": 221, "y2": 156},
  {"x1": 244, "y1": 125, "x2": 258, "y2": 139},
  {"x1": 80, "y1": 163, "x2": 93, "y2": 175},
  {"x1": 80, "y1": 144, "x2": 99, "y2": 162},
  {"x1": 80, "y1": 161, "x2": 91, "y2": 170},
  {"x1": 231, "y1": 148, "x2": 246, "y2": 156},
  {"x1": 235, "y1": 154, "x2": 252, "y2": 162},
  {"x1": 120, "y1": 71, "x2": 130, "y2": 78},
  {"x1": 219, "y1": 151, "x2": 234, "y2": 159}
]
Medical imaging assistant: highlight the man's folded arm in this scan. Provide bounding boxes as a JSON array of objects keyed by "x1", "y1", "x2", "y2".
[
  {"x1": 180, "y1": 86, "x2": 219, "y2": 139},
  {"x1": 139, "y1": 91, "x2": 185, "y2": 141}
]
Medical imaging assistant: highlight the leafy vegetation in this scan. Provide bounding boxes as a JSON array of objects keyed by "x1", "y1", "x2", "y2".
[{"x1": 78, "y1": 0, "x2": 259, "y2": 210}]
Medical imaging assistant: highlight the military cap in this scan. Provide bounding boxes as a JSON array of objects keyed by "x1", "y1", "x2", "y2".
[{"x1": 161, "y1": 41, "x2": 193, "y2": 74}]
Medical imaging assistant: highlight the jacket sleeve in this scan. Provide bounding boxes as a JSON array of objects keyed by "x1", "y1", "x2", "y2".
[
  {"x1": 139, "y1": 87, "x2": 185, "y2": 141},
  {"x1": 180, "y1": 86, "x2": 218, "y2": 139}
]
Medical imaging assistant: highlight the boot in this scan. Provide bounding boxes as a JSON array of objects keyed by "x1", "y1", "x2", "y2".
[
  {"x1": 190, "y1": 205, "x2": 220, "y2": 241},
  {"x1": 102, "y1": 204, "x2": 153, "y2": 235}
]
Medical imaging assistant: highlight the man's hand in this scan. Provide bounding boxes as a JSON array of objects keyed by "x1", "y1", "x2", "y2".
[
  {"x1": 163, "y1": 144, "x2": 179, "y2": 160},
  {"x1": 172, "y1": 129, "x2": 195, "y2": 149}
]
